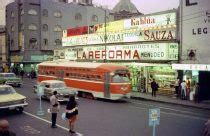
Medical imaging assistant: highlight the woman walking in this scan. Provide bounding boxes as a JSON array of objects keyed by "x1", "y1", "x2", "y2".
[{"x1": 65, "y1": 95, "x2": 78, "y2": 133}]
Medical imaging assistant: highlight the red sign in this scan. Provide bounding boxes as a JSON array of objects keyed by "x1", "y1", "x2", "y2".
[{"x1": 67, "y1": 26, "x2": 88, "y2": 37}]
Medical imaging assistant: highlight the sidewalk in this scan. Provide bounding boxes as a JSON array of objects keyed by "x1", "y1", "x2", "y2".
[{"x1": 131, "y1": 92, "x2": 210, "y2": 110}]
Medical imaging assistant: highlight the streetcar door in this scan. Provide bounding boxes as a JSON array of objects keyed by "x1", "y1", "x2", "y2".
[{"x1": 104, "y1": 73, "x2": 110, "y2": 98}]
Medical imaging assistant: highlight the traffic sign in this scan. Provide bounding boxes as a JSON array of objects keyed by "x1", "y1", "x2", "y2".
[
  {"x1": 149, "y1": 108, "x2": 160, "y2": 136},
  {"x1": 149, "y1": 108, "x2": 160, "y2": 126}
]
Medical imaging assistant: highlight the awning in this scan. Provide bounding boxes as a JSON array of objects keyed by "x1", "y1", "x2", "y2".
[{"x1": 172, "y1": 64, "x2": 210, "y2": 71}]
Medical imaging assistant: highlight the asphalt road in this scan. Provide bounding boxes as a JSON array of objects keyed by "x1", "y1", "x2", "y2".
[{"x1": 1, "y1": 78, "x2": 209, "y2": 136}]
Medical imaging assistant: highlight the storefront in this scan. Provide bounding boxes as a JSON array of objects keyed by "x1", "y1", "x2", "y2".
[
  {"x1": 172, "y1": 64, "x2": 210, "y2": 100},
  {"x1": 62, "y1": 42, "x2": 179, "y2": 96},
  {"x1": 61, "y1": 10, "x2": 179, "y2": 96}
]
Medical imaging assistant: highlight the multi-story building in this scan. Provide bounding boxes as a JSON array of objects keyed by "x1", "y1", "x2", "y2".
[
  {"x1": 0, "y1": 26, "x2": 6, "y2": 69},
  {"x1": 6, "y1": 0, "x2": 113, "y2": 72}
]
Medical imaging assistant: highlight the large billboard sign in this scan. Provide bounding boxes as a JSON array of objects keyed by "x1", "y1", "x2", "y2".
[
  {"x1": 124, "y1": 12, "x2": 176, "y2": 29},
  {"x1": 62, "y1": 28, "x2": 176, "y2": 46},
  {"x1": 62, "y1": 12, "x2": 177, "y2": 46},
  {"x1": 181, "y1": 0, "x2": 210, "y2": 63},
  {"x1": 65, "y1": 43, "x2": 178, "y2": 61}
]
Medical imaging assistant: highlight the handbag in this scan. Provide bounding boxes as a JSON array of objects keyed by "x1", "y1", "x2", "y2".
[{"x1": 65, "y1": 107, "x2": 78, "y2": 119}]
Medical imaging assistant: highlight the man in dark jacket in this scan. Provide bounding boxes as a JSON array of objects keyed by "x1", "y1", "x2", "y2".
[
  {"x1": 151, "y1": 79, "x2": 159, "y2": 97},
  {"x1": 0, "y1": 119, "x2": 16, "y2": 136}
]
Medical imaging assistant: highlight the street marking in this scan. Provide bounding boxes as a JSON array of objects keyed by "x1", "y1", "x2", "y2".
[
  {"x1": 23, "y1": 111, "x2": 83, "y2": 136},
  {"x1": 20, "y1": 125, "x2": 41, "y2": 135}
]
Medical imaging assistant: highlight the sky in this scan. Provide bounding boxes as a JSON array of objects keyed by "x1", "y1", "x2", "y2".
[{"x1": 0, "y1": 0, "x2": 180, "y2": 25}]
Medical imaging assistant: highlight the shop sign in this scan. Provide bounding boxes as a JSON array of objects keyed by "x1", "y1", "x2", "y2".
[
  {"x1": 124, "y1": 12, "x2": 176, "y2": 29},
  {"x1": 31, "y1": 55, "x2": 44, "y2": 61},
  {"x1": 11, "y1": 55, "x2": 23, "y2": 62},
  {"x1": 62, "y1": 28, "x2": 176, "y2": 46},
  {"x1": 31, "y1": 55, "x2": 53, "y2": 61},
  {"x1": 65, "y1": 43, "x2": 178, "y2": 61},
  {"x1": 172, "y1": 64, "x2": 210, "y2": 71},
  {"x1": 54, "y1": 50, "x2": 65, "y2": 59}
]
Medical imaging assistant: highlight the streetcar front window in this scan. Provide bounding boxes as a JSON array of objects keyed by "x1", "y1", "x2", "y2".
[{"x1": 112, "y1": 73, "x2": 130, "y2": 83}]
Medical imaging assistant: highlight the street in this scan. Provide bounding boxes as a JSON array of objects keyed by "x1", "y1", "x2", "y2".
[{"x1": 0, "y1": 78, "x2": 209, "y2": 136}]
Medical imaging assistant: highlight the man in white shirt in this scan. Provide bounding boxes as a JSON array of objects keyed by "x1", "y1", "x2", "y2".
[{"x1": 181, "y1": 80, "x2": 187, "y2": 100}]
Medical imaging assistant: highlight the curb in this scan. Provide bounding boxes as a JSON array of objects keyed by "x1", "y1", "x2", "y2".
[{"x1": 130, "y1": 96, "x2": 210, "y2": 111}]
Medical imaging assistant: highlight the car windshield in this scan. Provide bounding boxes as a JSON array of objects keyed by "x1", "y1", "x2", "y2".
[
  {"x1": 4, "y1": 74, "x2": 15, "y2": 78},
  {"x1": 51, "y1": 83, "x2": 66, "y2": 88},
  {"x1": 0, "y1": 86, "x2": 16, "y2": 95}
]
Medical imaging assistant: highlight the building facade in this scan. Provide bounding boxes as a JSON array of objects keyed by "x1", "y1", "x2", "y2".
[
  {"x1": 6, "y1": 0, "x2": 113, "y2": 72},
  {"x1": 0, "y1": 26, "x2": 6, "y2": 69},
  {"x1": 172, "y1": 0, "x2": 210, "y2": 100}
]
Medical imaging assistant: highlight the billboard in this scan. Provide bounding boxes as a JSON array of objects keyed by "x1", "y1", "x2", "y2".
[
  {"x1": 181, "y1": 0, "x2": 210, "y2": 63},
  {"x1": 124, "y1": 12, "x2": 176, "y2": 29},
  {"x1": 62, "y1": 27, "x2": 176, "y2": 46},
  {"x1": 65, "y1": 43, "x2": 178, "y2": 61},
  {"x1": 62, "y1": 12, "x2": 177, "y2": 46}
]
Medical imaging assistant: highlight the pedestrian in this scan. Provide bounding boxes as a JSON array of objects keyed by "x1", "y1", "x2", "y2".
[
  {"x1": 0, "y1": 119, "x2": 16, "y2": 136},
  {"x1": 30, "y1": 69, "x2": 36, "y2": 79},
  {"x1": 65, "y1": 95, "x2": 78, "y2": 133},
  {"x1": 181, "y1": 80, "x2": 187, "y2": 100},
  {"x1": 186, "y1": 78, "x2": 191, "y2": 98},
  {"x1": 20, "y1": 69, "x2": 25, "y2": 80},
  {"x1": 174, "y1": 78, "x2": 180, "y2": 97},
  {"x1": 50, "y1": 91, "x2": 60, "y2": 128},
  {"x1": 151, "y1": 79, "x2": 159, "y2": 97},
  {"x1": 194, "y1": 83, "x2": 200, "y2": 103}
]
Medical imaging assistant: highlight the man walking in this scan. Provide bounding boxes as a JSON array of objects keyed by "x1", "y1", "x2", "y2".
[{"x1": 50, "y1": 91, "x2": 60, "y2": 128}]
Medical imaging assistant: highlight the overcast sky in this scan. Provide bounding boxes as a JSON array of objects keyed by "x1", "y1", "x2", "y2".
[{"x1": 0, "y1": 0, "x2": 180, "y2": 25}]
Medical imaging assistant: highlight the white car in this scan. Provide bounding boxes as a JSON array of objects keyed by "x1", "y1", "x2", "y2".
[{"x1": 34, "y1": 80, "x2": 77, "y2": 102}]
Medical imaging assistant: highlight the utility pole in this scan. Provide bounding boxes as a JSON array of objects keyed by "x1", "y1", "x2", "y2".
[{"x1": 104, "y1": 9, "x2": 107, "y2": 63}]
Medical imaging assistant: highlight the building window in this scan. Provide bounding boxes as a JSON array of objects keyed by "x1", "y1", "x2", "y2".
[
  {"x1": 43, "y1": 39, "x2": 48, "y2": 46},
  {"x1": 20, "y1": 9, "x2": 24, "y2": 15},
  {"x1": 42, "y1": 24, "x2": 48, "y2": 31},
  {"x1": 11, "y1": 25, "x2": 15, "y2": 32},
  {"x1": 54, "y1": 39, "x2": 62, "y2": 46},
  {"x1": 11, "y1": 11, "x2": 14, "y2": 18},
  {"x1": 91, "y1": 15, "x2": 98, "y2": 22},
  {"x1": 53, "y1": 10, "x2": 62, "y2": 18},
  {"x1": 28, "y1": 9, "x2": 38, "y2": 15},
  {"x1": 29, "y1": 38, "x2": 37, "y2": 48},
  {"x1": 42, "y1": 9, "x2": 48, "y2": 17},
  {"x1": 53, "y1": 25, "x2": 62, "y2": 32},
  {"x1": 20, "y1": 24, "x2": 24, "y2": 31},
  {"x1": 28, "y1": 24, "x2": 37, "y2": 31},
  {"x1": 75, "y1": 13, "x2": 82, "y2": 21}
]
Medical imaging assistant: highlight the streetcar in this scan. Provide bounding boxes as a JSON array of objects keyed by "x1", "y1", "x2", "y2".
[{"x1": 37, "y1": 60, "x2": 131, "y2": 100}]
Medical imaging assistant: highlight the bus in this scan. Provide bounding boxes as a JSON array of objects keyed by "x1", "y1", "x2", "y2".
[{"x1": 37, "y1": 60, "x2": 131, "y2": 100}]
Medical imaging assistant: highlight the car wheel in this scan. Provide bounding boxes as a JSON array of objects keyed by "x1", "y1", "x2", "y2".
[{"x1": 16, "y1": 107, "x2": 24, "y2": 113}]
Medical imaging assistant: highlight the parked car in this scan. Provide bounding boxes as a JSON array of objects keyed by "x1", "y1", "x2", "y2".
[
  {"x1": 34, "y1": 80, "x2": 77, "y2": 102},
  {"x1": 0, "y1": 73, "x2": 23, "y2": 87},
  {"x1": 0, "y1": 85, "x2": 28, "y2": 112}
]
